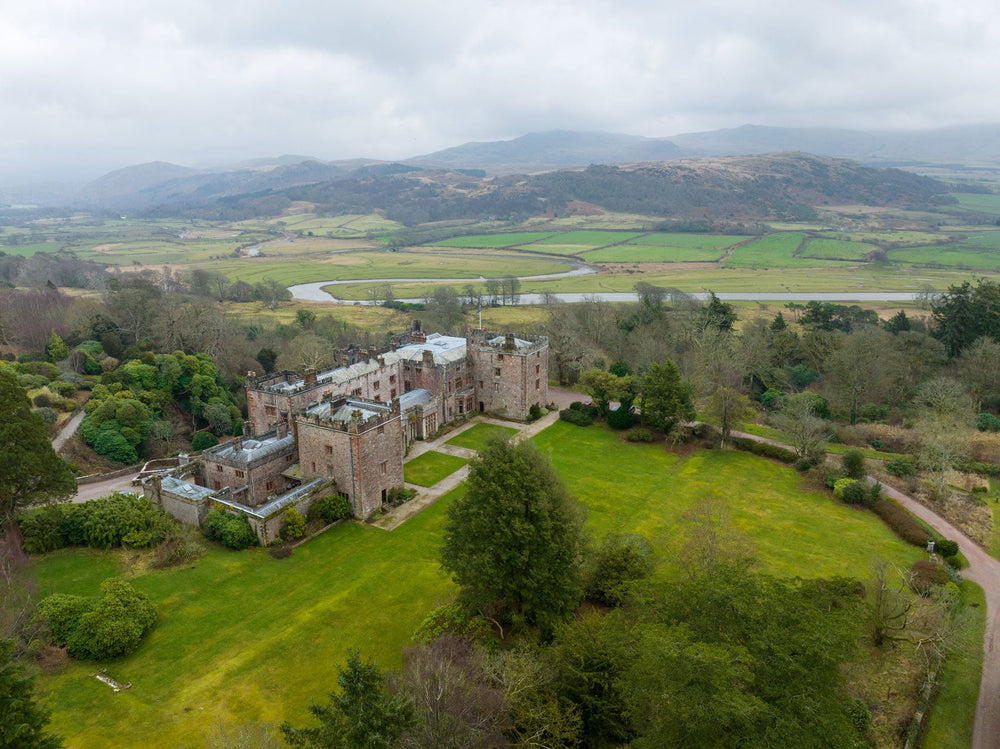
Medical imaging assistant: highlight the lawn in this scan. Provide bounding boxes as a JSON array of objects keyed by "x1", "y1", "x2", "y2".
[
  {"x1": 444, "y1": 423, "x2": 519, "y2": 451},
  {"x1": 582, "y1": 245, "x2": 726, "y2": 263},
  {"x1": 921, "y1": 582, "x2": 986, "y2": 748},
  {"x1": 404, "y1": 451, "x2": 469, "y2": 486},
  {"x1": 623, "y1": 233, "x2": 750, "y2": 249},
  {"x1": 32, "y1": 422, "x2": 928, "y2": 746},
  {"x1": 531, "y1": 421, "x2": 922, "y2": 577}
]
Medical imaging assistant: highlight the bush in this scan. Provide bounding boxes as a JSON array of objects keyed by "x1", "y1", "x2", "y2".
[
  {"x1": 730, "y1": 435, "x2": 798, "y2": 464},
  {"x1": 121, "y1": 530, "x2": 153, "y2": 549},
  {"x1": 841, "y1": 449, "x2": 866, "y2": 480},
  {"x1": 50, "y1": 381, "x2": 78, "y2": 397},
  {"x1": 32, "y1": 392, "x2": 52, "y2": 408},
  {"x1": 37, "y1": 579, "x2": 157, "y2": 661},
  {"x1": 279, "y1": 508, "x2": 307, "y2": 542},
  {"x1": 202, "y1": 509, "x2": 258, "y2": 550},
  {"x1": 871, "y1": 498, "x2": 931, "y2": 547},
  {"x1": 191, "y1": 431, "x2": 218, "y2": 451},
  {"x1": 606, "y1": 405, "x2": 636, "y2": 430},
  {"x1": 308, "y1": 494, "x2": 352, "y2": 524},
  {"x1": 528, "y1": 404, "x2": 543, "y2": 421},
  {"x1": 909, "y1": 560, "x2": 950, "y2": 596},
  {"x1": 935, "y1": 539, "x2": 959, "y2": 557},
  {"x1": 32, "y1": 406, "x2": 58, "y2": 424},
  {"x1": 834, "y1": 478, "x2": 868, "y2": 505},
  {"x1": 976, "y1": 412, "x2": 1000, "y2": 432},
  {"x1": 585, "y1": 533, "x2": 655, "y2": 607},
  {"x1": 20, "y1": 493, "x2": 171, "y2": 553},
  {"x1": 944, "y1": 553, "x2": 969, "y2": 570},
  {"x1": 413, "y1": 601, "x2": 494, "y2": 645},
  {"x1": 19, "y1": 504, "x2": 71, "y2": 554},
  {"x1": 149, "y1": 526, "x2": 205, "y2": 569},
  {"x1": 885, "y1": 456, "x2": 916, "y2": 477},
  {"x1": 560, "y1": 408, "x2": 593, "y2": 427},
  {"x1": 68, "y1": 579, "x2": 157, "y2": 660},
  {"x1": 625, "y1": 427, "x2": 657, "y2": 443},
  {"x1": 569, "y1": 401, "x2": 600, "y2": 418},
  {"x1": 388, "y1": 486, "x2": 415, "y2": 505}
]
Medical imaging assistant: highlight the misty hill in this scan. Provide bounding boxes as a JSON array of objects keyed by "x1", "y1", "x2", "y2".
[
  {"x1": 141, "y1": 153, "x2": 950, "y2": 225},
  {"x1": 410, "y1": 125, "x2": 1000, "y2": 173},
  {"x1": 407, "y1": 130, "x2": 682, "y2": 173}
]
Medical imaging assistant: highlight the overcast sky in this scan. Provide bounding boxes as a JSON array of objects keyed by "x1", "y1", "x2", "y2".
[{"x1": 2, "y1": 0, "x2": 999, "y2": 185}]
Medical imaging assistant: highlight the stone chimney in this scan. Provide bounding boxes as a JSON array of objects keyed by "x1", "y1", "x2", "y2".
[
  {"x1": 276, "y1": 421, "x2": 288, "y2": 439},
  {"x1": 504, "y1": 333, "x2": 516, "y2": 351},
  {"x1": 304, "y1": 367, "x2": 317, "y2": 386},
  {"x1": 232, "y1": 436, "x2": 243, "y2": 452},
  {"x1": 242, "y1": 420, "x2": 254, "y2": 438},
  {"x1": 422, "y1": 349, "x2": 434, "y2": 365}
]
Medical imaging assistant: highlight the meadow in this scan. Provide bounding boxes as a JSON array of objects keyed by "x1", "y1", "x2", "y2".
[
  {"x1": 403, "y1": 451, "x2": 469, "y2": 486},
  {"x1": 799, "y1": 237, "x2": 878, "y2": 261},
  {"x1": 31, "y1": 422, "x2": 924, "y2": 747},
  {"x1": 724, "y1": 232, "x2": 850, "y2": 269},
  {"x1": 433, "y1": 232, "x2": 557, "y2": 248}
]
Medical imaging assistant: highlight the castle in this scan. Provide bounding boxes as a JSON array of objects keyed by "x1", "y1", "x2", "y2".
[{"x1": 143, "y1": 328, "x2": 549, "y2": 542}]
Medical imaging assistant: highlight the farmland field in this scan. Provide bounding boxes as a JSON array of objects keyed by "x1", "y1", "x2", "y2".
[
  {"x1": 723, "y1": 232, "x2": 849, "y2": 268},
  {"x1": 623, "y1": 233, "x2": 751, "y2": 249},
  {"x1": 582, "y1": 245, "x2": 726, "y2": 262},
  {"x1": 534, "y1": 230, "x2": 645, "y2": 246},
  {"x1": 953, "y1": 192, "x2": 1000, "y2": 217},
  {"x1": 890, "y1": 231, "x2": 1000, "y2": 271},
  {"x1": 799, "y1": 237, "x2": 877, "y2": 261},
  {"x1": 433, "y1": 232, "x2": 557, "y2": 248}
]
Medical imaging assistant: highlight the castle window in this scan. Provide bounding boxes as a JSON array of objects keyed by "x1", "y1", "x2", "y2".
[
  {"x1": 389, "y1": 374, "x2": 396, "y2": 383},
  {"x1": 216, "y1": 465, "x2": 223, "y2": 472},
  {"x1": 266, "y1": 480, "x2": 274, "y2": 491},
  {"x1": 373, "y1": 380, "x2": 380, "y2": 390},
  {"x1": 478, "y1": 380, "x2": 483, "y2": 388},
  {"x1": 311, "y1": 462, "x2": 316, "y2": 473},
  {"x1": 352, "y1": 388, "x2": 362, "y2": 396},
  {"x1": 536, "y1": 364, "x2": 540, "y2": 374},
  {"x1": 390, "y1": 388, "x2": 396, "y2": 399},
  {"x1": 535, "y1": 379, "x2": 540, "y2": 390},
  {"x1": 264, "y1": 405, "x2": 276, "y2": 415},
  {"x1": 404, "y1": 381, "x2": 411, "y2": 392},
  {"x1": 497, "y1": 354, "x2": 504, "y2": 361},
  {"x1": 324, "y1": 444, "x2": 333, "y2": 455},
  {"x1": 379, "y1": 461, "x2": 387, "y2": 476},
  {"x1": 235, "y1": 470, "x2": 245, "y2": 478},
  {"x1": 493, "y1": 383, "x2": 500, "y2": 392},
  {"x1": 286, "y1": 455, "x2": 293, "y2": 462},
  {"x1": 454, "y1": 378, "x2": 462, "y2": 389},
  {"x1": 493, "y1": 368, "x2": 501, "y2": 377}
]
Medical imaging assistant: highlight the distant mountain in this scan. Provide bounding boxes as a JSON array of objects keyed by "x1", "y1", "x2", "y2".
[
  {"x1": 407, "y1": 126, "x2": 1000, "y2": 174},
  {"x1": 78, "y1": 161, "x2": 199, "y2": 206},
  {"x1": 408, "y1": 130, "x2": 682, "y2": 173}
]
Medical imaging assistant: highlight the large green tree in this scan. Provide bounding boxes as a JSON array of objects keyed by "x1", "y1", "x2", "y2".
[
  {"x1": 637, "y1": 360, "x2": 694, "y2": 436},
  {"x1": 0, "y1": 640, "x2": 61, "y2": 748},
  {"x1": 440, "y1": 439, "x2": 585, "y2": 630},
  {"x1": 0, "y1": 369, "x2": 76, "y2": 563}
]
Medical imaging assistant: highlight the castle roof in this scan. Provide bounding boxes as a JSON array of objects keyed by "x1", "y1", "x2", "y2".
[{"x1": 395, "y1": 333, "x2": 467, "y2": 365}]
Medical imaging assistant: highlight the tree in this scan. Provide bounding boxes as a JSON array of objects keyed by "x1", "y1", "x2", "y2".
[
  {"x1": 913, "y1": 377, "x2": 972, "y2": 496},
  {"x1": 0, "y1": 370, "x2": 76, "y2": 564},
  {"x1": 698, "y1": 292, "x2": 737, "y2": 332},
  {"x1": 0, "y1": 640, "x2": 61, "y2": 748},
  {"x1": 771, "y1": 392, "x2": 829, "y2": 463},
  {"x1": 579, "y1": 369, "x2": 633, "y2": 418},
  {"x1": 637, "y1": 360, "x2": 694, "y2": 436},
  {"x1": 440, "y1": 439, "x2": 585, "y2": 630},
  {"x1": 281, "y1": 652, "x2": 415, "y2": 749},
  {"x1": 825, "y1": 326, "x2": 897, "y2": 424}
]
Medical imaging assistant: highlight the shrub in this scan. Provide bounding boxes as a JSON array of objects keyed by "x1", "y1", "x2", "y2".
[
  {"x1": 909, "y1": 560, "x2": 950, "y2": 597},
  {"x1": 32, "y1": 392, "x2": 52, "y2": 408},
  {"x1": 585, "y1": 533, "x2": 655, "y2": 607},
  {"x1": 528, "y1": 404, "x2": 543, "y2": 421},
  {"x1": 625, "y1": 427, "x2": 657, "y2": 443},
  {"x1": 77, "y1": 492, "x2": 173, "y2": 550},
  {"x1": 944, "y1": 553, "x2": 969, "y2": 570},
  {"x1": 885, "y1": 456, "x2": 916, "y2": 477},
  {"x1": 308, "y1": 494, "x2": 353, "y2": 524},
  {"x1": 606, "y1": 406, "x2": 636, "y2": 430},
  {"x1": 19, "y1": 504, "x2": 71, "y2": 554},
  {"x1": 833, "y1": 478, "x2": 866, "y2": 504},
  {"x1": 36, "y1": 594, "x2": 89, "y2": 644},
  {"x1": 202, "y1": 509, "x2": 258, "y2": 550},
  {"x1": 150, "y1": 526, "x2": 205, "y2": 569},
  {"x1": 68, "y1": 579, "x2": 157, "y2": 660},
  {"x1": 388, "y1": 486, "x2": 415, "y2": 504},
  {"x1": 279, "y1": 507, "x2": 307, "y2": 542},
  {"x1": 569, "y1": 401, "x2": 600, "y2": 418},
  {"x1": 413, "y1": 601, "x2": 494, "y2": 645},
  {"x1": 32, "y1": 406, "x2": 58, "y2": 424},
  {"x1": 121, "y1": 530, "x2": 154, "y2": 549},
  {"x1": 191, "y1": 431, "x2": 218, "y2": 451},
  {"x1": 935, "y1": 539, "x2": 959, "y2": 557},
  {"x1": 976, "y1": 412, "x2": 1000, "y2": 432},
  {"x1": 841, "y1": 449, "x2": 866, "y2": 480},
  {"x1": 870, "y1": 498, "x2": 931, "y2": 547},
  {"x1": 560, "y1": 408, "x2": 593, "y2": 427},
  {"x1": 730, "y1": 436, "x2": 798, "y2": 464},
  {"x1": 50, "y1": 381, "x2": 78, "y2": 397}
]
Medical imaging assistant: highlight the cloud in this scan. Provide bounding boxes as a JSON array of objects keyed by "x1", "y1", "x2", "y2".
[{"x1": 1, "y1": 0, "x2": 999, "y2": 183}]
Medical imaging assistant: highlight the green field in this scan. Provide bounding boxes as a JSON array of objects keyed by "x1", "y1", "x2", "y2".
[
  {"x1": 954, "y1": 192, "x2": 1000, "y2": 217},
  {"x1": 403, "y1": 451, "x2": 469, "y2": 486},
  {"x1": 582, "y1": 245, "x2": 726, "y2": 263},
  {"x1": 890, "y1": 232, "x2": 1000, "y2": 271},
  {"x1": 724, "y1": 232, "x2": 849, "y2": 269},
  {"x1": 800, "y1": 237, "x2": 878, "y2": 261},
  {"x1": 445, "y1": 423, "x2": 519, "y2": 451},
  {"x1": 31, "y1": 423, "x2": 927, "y2": 747},
  {"x1": 433, "y1": 232, "x2": 557, "y2": 248},
  {"x1": 624, "y1": 233, "x2": 751, "y2": 249},
  {"x1": 535, "y1": 230, "x2": 645, "y2": 246}
]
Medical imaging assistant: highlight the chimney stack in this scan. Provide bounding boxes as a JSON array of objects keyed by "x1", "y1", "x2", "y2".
[{"x1": 304, "y1": 367, "x2": 317, "y2": 386}]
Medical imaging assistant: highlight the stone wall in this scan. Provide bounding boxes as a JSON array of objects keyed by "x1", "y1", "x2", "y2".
[{"x1": 469, "y1": 333, "x2": 548, "y2": 421}]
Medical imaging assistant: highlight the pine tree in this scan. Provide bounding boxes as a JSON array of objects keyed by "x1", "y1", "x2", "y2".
[{"x1": 0, "y1": 640, "x2": 62, "y2": 748}]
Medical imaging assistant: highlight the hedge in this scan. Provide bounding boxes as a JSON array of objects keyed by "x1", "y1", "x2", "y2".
[
  {"x1": 560, "y1": 408, "x2": 593, "y2": 427},
  {"x1": 729, "y1": 436, "x2": 798, "y2": 464},
  {"x1": 870, "y1": 497, "x2": 931, "y2": 548}
]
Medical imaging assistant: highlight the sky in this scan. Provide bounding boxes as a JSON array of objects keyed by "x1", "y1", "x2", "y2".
[{"x1": 2, "y1": 0, "x2": 999, "y2": 185}]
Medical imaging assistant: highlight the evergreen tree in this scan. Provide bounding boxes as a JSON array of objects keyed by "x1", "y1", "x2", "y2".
[
  {"x1": 0, "y1": 370, "x2": 76, "y2": 561},
  {"x1": 440, "y1": 439, "x2": 585, "y2": 629},
  {"x1": 0, "y1": 640, "x2": 62, "y2": 748},
  {"x1": 637, "y1": 360, "x2": 695, "y2": 435}
]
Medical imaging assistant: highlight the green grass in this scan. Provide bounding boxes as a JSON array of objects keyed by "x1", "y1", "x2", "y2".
[
  {"x1": 532, "y1": 421, "x2": 922, "y2": 577},
  {"x1": 31, "y1": 421, "x2": 928, "y2": 747},
  {"x1": 624, "y1": 233, "x2": 751, "y2": 249},
  {"x1": 723, "y1": 232, "x2": 849, "y2": 269},
  {"x1": 800, "y1": 238, "x2": 878, "y2": 261},
  {"x1": 534, "y1": 230, "x2": 644, "y2": 246},
  {"x1": 445, "y1": 423, "x2": 519, "y2": 451},
  {"x1": 737, "y1": 423, "x2": 896, "y2": 459},
  {"x1": 582, "y1": 246, "x2": 726, "y2": 263},
  {"x1": 954, "y1": 192, "x2": 1000, "y2": 217},
  {"x1": 433, "y1": 232, "x2": 557, "y2": 248},
  {"x1": 921, "y1": 582, "x2": 986, "y2": 748},
  {"x1": 403, "y1": 451, "x2": 469, "y2": 486}
]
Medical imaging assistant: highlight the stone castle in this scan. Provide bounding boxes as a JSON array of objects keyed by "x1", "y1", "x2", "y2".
[{"x1": 143, "y1": 328, "x2": 549, "y2": 542}]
